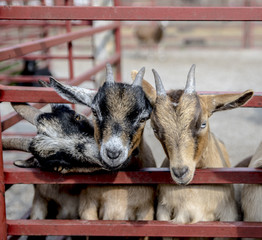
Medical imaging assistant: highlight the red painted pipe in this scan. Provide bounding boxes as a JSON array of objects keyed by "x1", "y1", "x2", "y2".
[
  {"x1": 3, "y1": 167, "x2": 262, "y2": 185},
  {"x1": 6, "y1": 219, "x2": 262, "y2": 238},
  {"x1": 0, "y1": 6, "x2": 262, "y2": 21}
]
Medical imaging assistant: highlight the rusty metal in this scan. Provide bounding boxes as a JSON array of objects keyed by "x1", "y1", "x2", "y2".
[
  {"x1": 0, "y1": 22, "x2": 119, "y2": 61},
  {"x1": 6, "y1": 219, "x2": 262, "y2": 238},
  {"x1": 1, "y1": 6, "x2": 262, "y2": 21}
]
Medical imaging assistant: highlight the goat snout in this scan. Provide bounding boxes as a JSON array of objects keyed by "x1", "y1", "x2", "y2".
[
  {"x1": 172, "y1": 166, "x2": 189, "y2": 179},
  {"x1": 100, "y1": 136, "x2": 129, "y2": 169},
  {"x1": 106, "y1": 148, "x2": 121, "y2": 160}
]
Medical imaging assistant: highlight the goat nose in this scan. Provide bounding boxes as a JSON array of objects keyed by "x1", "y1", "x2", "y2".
[
  {"x1": 172, "y1": 167, "x2": 189, "y2": 179},
  {"x1": 106, "y1": 149, "x2": 121, "y2": 160}
]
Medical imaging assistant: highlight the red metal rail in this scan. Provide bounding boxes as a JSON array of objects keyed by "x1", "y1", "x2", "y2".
[
  {"x1": 1, "y1": 2, "x2": 262, "y2": 239},
  {"x1": 3, "y1": 167, "x2": 262, "y2": 185},
  {"x1": 6, "y1": 220, "x2": 262, "y2": 238},
  {"x1": 1, "y1": 6, "x2": 262, "y2": 21}
]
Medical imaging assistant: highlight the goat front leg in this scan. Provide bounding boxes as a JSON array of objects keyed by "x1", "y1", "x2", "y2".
[
  {"x1": 30, "y1": 185, "x2": 48, "y2": 220},
  {"x1": 156, "y1": 203, "x2": 171, "y2": 221}
]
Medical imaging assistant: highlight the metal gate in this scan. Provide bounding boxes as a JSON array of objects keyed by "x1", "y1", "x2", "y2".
[{"x1": 1, "y1": 1, "x2": 262, "y2": 239}]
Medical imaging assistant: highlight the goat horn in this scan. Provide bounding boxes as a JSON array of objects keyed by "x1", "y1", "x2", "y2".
[
  {"x1": 2, "y1": 138, "x2": 31, "y2": 152},
  {"x1": 11, "y1": 102, "x2": 42, "y2": 125},
  {"x1": 152, "y1": 69, "x2": 166, "y2": 97},
  {"x1": 185, "y1": 64, "x2": 196, "y2": 94},
  {"x1": 133, "y1": 67, "x2": 145, "y2": 87},
  {"x1": 38, "y1": 79, "x2": 50, "y2": 87},
  {"x1": 105, "y1": 63, "x2": 114, "y2": 83}
]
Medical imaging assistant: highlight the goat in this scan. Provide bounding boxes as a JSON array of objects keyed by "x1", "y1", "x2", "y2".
[
  {"x1": 2, "y1": 103, "x2": 104, "y2": 222},
  {"x1": 48, "y1": 64, "x2": 156, "y2": 224},
  {"x1": 3, "y1": 103, "x2": 103, "y2": 173},
  {"x1": 19, "y1": 59, "x2": 52, "y2": 87},
  {"x1": 134, "y1": 22, "x2": 167, "y2": 59},
  {"x1": 132, "y1": 65, "x2": 253, "y2": 224},
  {"x1": 135, "y1": 22, "x2": 164, "y2": 46},
  {"x1": 241, "y1": 141, "x2": 262, "y2": 231}
]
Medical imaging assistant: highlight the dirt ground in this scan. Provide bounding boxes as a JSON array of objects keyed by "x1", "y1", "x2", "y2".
[{"x1": 4, "y1": 47, "x2": 262, "y2": 222}]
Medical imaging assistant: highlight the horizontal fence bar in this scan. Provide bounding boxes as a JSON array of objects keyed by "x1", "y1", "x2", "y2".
[
  {"x1": 0, "y1": 88, "x2": 260, "y2": 106},
  {"x1": 6, "y1": 220, "x2": 262, "y2": 237},
  {"x1": 16, "y1": 55, "x2": 94, "y2": 60},
  {"x1": 0, "y1": 75, "x2": 67, "y2": 82},
  {"x1": 0, "y1": 22, "x2": 119, "y2": 61},
  {"x1": 0, "y1": 85, "x2": 68, "y2": 103},
  {"x1": 0, "y1": 6, "x2": 262, "y2": 21},
  {"x1": 3, "y1": 167, "x2": 262, "y2": 184},
  {"x1": 0, "y1": 20, "x2": 91, "y2": 27}
]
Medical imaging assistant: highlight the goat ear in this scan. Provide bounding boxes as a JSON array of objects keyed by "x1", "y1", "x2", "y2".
[
  {"x1": 48, "y1": 77, "x2": 97, "y2": 107},
  {"x1": 14, "y1": 157, "x2": 39, "y2": 168},
  {"x1": 206, "y1": 90, "x2": 254, "y2": 115},
  {"x1": 131, "y1": 70, "x2": 156, "y2": 106}
]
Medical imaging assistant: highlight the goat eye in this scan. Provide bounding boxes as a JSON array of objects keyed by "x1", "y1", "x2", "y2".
[
  {"x1": 92, "y1": 109, "x2": 97, "y2": 117},
  {"x1": 200, "y1": 122, "x2": 207, "y2": 129},
  {"x1": 75, "y1": 114, "x2": 81, "y2": 121},
  {"x1": 140, "y1": 118, "x2": 147, "y2": 123}
]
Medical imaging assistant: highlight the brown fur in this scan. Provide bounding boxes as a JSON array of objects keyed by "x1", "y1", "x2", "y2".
[
  {"x1": 241, "y1": 141, "x2": 262, "y2": 240},
  {"x1": 79, "y1": 73, "x2": 156, "y2": 234},
  {"x1": 132, "y1": 69, "x2": 253, "y2": 226}
]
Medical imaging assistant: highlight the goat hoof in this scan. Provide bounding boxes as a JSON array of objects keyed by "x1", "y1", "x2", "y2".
[{"x1": 54, "y1": 166, "x2": 64, "y2": 172}]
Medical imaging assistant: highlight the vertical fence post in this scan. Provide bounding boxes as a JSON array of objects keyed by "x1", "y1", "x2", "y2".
[
  {"x1": 0, "y1": 113, "x2": 7, "y2": 240},
  {"x1": 243, "y1": 0, "x2": 252, "y2": 48},
  {"x1": 114, "y1": 0, "x2": 122, "y2": 82},
  {"x1": 66, "y1": 0, "x2": 74, "y2": 81}
]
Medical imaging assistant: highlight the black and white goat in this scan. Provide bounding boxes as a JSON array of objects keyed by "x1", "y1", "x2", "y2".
[
  {"x1": 2, "y1": 103, "x2": 104, "y2": 222},
  {"x1": 48, "y1": 64, "x2": 156, "y2": 223}
]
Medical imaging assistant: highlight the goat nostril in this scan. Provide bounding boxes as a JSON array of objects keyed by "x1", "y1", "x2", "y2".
[
  {"x1": 106, "y1": 149, "x2": 121, "y2": 160},
  {"x1": 172, "y1": 167, "x2": 189, "y2": 179}
]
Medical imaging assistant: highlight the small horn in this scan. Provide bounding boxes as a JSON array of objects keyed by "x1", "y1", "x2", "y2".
[
  {"x1": 185, "y1": 64, "x2": 196, "y2": 94},
  {"x1": 105, "y1": 63, "x2": 114, "y2": 83},
  {"x1": 133, "y1": 67, "x2": 145, "y2": 87},
  {"x1": 152, "y1": 69, "x2": 166, "y2": 97},
  {"x1": 2, "y1": 138, "x2": 31, "y2": 152},
  {"x1": 12, "y1": 103, "x2": 42, "y2": 125}
]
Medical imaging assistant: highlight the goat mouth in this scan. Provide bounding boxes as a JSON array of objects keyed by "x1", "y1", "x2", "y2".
[
  {"x1": 101, "y1": 156, "x2": 131, "y2": 171},
  {"x1": 171, "y1": 174, "x2": 193, "y2": 186}
]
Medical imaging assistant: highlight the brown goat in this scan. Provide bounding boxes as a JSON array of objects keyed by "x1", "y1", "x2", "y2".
[
  {"x1": 132, "y1": 65, "x2": 253, "y2": 224},
  {"x1": 78, "y1": 66, "x2": 156, "y2": 225}
]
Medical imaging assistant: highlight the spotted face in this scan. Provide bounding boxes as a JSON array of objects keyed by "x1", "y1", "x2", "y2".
[
  {"x1": 48, "y1": 64, "x2": 151, "y2": 171},
  {"x1": 144, "y1": 65, "x2": 253, "y2": 185},
  {"x1": 91, "y1": 82, "x2": 152, "y2": 170}
]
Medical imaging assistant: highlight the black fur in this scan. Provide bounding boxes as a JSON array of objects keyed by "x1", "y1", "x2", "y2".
[{"x1": 18, "y1": 104, "x2": 102, "y2": 171}]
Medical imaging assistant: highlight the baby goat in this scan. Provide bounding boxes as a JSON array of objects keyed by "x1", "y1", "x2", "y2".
[
  {"x1": 3, "y1": 103, "x2": 102, "y2": 173},
  {"x1": 48, "y1": 64, "x2": 156, "y2": 222},
  {"x1": 2, "y1": 103, "x2": 103, "y2": 221},
  {"x1": 133, "y1": 65, "x2": 253, "y2": 224}
]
